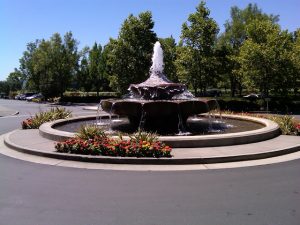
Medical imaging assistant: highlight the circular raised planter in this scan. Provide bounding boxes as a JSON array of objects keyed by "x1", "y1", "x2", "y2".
[{"x1": 39, "y1": 114, "x2": 280, "y2": 148}]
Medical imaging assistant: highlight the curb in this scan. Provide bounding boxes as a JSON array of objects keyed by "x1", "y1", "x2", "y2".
[
  {"x1": 4, "y1": 130, "x2": 300, "y2": 165},
  {"x1": 0, "y1": 111, "x2": 19, "y2": 117}
]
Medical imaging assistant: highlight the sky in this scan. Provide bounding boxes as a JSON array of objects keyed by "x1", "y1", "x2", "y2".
[{"x1": 0, "y1": 0, "x2": 300, "y2": 81}]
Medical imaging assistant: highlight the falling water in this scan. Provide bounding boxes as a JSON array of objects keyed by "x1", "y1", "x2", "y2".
[
  {"x1": 105, "y1": 102, "x2": 115, "y2": 134},
  {"x1": 96, "y1": 101, "x2": 107, "y2": 126},
  {"x1": 138, "y1": 111, "x2": 146, "y2": 131},
  {"x1": 176, "y1": 105, "x2": 191, "y2": 136}
]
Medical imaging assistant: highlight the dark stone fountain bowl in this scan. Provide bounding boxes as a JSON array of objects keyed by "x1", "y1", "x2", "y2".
[{"x1": 100, "y1": 99, "x2": 218, "y2": 132}]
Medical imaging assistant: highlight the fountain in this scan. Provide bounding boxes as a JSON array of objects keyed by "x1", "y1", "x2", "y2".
[
  {"x1": 39, "y1": 42, "x2": 280, "y2": 148},
  {"x1": 100, "y1": 42, "x2": 218, "y2": 133}
]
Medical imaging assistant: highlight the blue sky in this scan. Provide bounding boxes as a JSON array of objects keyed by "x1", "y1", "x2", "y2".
[{"x1": 1, "y1": 0, "x2": 299, "y2": 81}]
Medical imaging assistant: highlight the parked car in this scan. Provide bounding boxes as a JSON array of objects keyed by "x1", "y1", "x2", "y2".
[
  {"x1": 20, "y1": 93, "x2": 36, "y2": 100},
  {"x1": 15, "y1": 94, "x2": 25, "y2": 100},
  {"x1": 26, "y1": 93, "x2": 44, "y2": 101},
  {"x1": 243, "y1": 93, "x2": 261, "y2": 100}
]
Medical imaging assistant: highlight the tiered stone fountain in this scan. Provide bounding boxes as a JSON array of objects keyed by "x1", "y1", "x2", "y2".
[{"x1": 100, "y1": 42, "x2": 218, "y2": 133}]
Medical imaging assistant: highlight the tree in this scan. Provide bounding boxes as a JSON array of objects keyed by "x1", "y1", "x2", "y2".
[
  {"x1": 159, "y1": 36, "x2": 178, "y2": 82},
  {"x1": 235, "y1": 19, "x2": 294, "y2": 97},
  {"x1": 19, "y1": 41, "x2": 39, "y2": 90},
  {"x1": 107, "y1": 11, "x2": 157, "y2": 93},
  {"x1": 89, "y1": 42, "x2": 108, "y2": 96},
  {"x1": 32, "y1": 39, "x2": 53, "y2": 97},
  {"x1": 6, "y1": 69, "x2": 24, "y2": 92},
  {"x1": 218, "y1": 3, "x2": 279, "y2": 96},
  {"x1": 291, "y1": 29, "x2": 300, "y2": 95},
  {"x1": 28, "y1": 32, "x2": 79, "y2": 98},
  {"x1": 59, "y1": 32, "x2": 79, "y2": 96},
  {"x1": 76, "y1": 47, "x2": 92, "y2": 92},
  {"x1": 176, "y1": 1, "x2": 219, "y2": 96},
  {"x1": 0, "y1": 81, "x2": 9, "y2": 95}
]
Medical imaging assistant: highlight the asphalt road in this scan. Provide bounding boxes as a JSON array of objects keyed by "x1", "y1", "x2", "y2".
[{"x1": 0, "y1": 99, "x2": 299, "y2": 225}]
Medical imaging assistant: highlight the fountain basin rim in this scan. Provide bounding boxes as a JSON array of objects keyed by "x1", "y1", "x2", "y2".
[{"x1": 39, "y1": 114, "x2": 280, "y2": 148}]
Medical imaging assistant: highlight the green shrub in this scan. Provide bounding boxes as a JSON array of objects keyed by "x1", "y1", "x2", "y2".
[
  {"x1": 22, "y1": 107, "x2": 72, "y2": 129},
  {"x1": 129, "y1": 130, "x2": 158, "y2": 143},
  {"x1": 266, "y1": 115, "x2": 297, "y2": 135},
  {"x1": 76, "y1": 125, "x2": 107, "y2": 140}
]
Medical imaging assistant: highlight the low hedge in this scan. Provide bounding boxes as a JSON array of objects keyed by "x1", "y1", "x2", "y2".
[
  {"x1": 59, "y1": 95, "x2": 119, "y2": 103},
  {"x1": 217, "y1": 98, "x2": 300, "y2": 113},
  {"x1": 63, "y1": 91, "x2": 118, "y2": 97}
]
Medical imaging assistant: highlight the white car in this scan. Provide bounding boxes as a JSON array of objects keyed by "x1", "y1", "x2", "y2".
[
  {"x1": 26, "y1": 93, "x2": 44, "y2": 101},
  {"x1": 243, "y1": 93, "x2": 261, "y2": 100}
]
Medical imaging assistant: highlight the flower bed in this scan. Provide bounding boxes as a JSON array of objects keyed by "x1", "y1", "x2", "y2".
[
  {"x1": 55, "y1": 128, "x2": 172, "y2": 158},
  {"x1": 55, "y1": 137, "x2": 172, "y2": 158}
]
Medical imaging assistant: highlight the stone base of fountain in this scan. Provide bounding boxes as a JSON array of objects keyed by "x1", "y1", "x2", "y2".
[{"x1": 100, "y1": 99, "x2": 217, "y2": 132}]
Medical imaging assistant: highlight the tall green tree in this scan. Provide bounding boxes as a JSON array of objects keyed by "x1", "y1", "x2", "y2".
[
  {"x1": 176, "y1": 1, "x2": 219, "y2": 96},
  {"x1": 59, "y1": 32, "x2": 79, "y2": 96},
  {"x1": 218, "y1": 3, "x2": 279, "y2": 96},
  {"x1": 32, "y1": 39, "x2": 52, "y2": 96},
  {"x1": 89, "y1": 42, "x2": 108, "y2": 96},
  {"x1": 19, "y1": 41, "x2": 39, "y2": 90},
  {"x1": 235, "y1": 19, "x2": 294, "y2": 96},
  {"x1": 159, "y1": 36, "x2": 178, "y2": 82},
  {"x1": 0, "y1": 81, "x2": 9, "y2": 95},
  {"x1": 107, "y1": 11, "x2": 157, "y2": 93},
  {"x1": 291, "y1": 29, "x2": 300, "y2": 95},
  {"x1": 6, "y1": 69, "x2": 24, "y2": 92},
  {"x1": 28, "y1": 32, "x2": 79, "y2": 97},
  {"x1": 76, "y1": 47, "x2": 91, "y2": 92}
]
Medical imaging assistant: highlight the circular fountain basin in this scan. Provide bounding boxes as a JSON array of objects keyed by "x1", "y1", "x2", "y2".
[{"x1": 39, "y1": 114, "x2": 280, "y2": 148}]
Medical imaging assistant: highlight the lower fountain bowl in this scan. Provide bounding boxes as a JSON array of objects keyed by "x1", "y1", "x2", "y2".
[{"x1": 100, "y1": 99, "x2": 217, "y2": 131}]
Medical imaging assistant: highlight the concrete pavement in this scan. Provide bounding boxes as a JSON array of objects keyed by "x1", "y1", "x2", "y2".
[
  {"x1": 1, "y1": 99, "x2": 300, "y2": 224},
  {"x1": 0, "y1": 104, "x2": 18, "y2": 117},
  {"x1": 3, "y1": 128, "x2": 300, "y2": 170}
]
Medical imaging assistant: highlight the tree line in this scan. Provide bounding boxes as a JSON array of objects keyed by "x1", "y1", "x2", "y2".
[{"x1": 1, "y1": 1, "x2": 300, "y2": 98}]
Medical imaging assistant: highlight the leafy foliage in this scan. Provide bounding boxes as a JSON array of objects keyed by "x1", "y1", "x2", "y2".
[
  {"x1": 266, "y1": 115, "x2": 297, "y2": 135},
  {"x1": 20, "y1": 32, "x2": 79, "y2": 98},
  {"x1": 76, "y1": 125, "x2": 107, "y2": 140},
  {"x1": 217, "y1": 3, "x2": 279, "y2": 96},
  {"x1": 107, "y1": 11, "x2": 157, "y2": 93},
  {"x1": 235, "y1": 20, "x2": 294, "y2": 96},
  {"x1": 159, "y1": 36, "x2": 178, "y2": 82},
  {"x1": 3, "y1": 2, "x2": 300, "y2": 101},
  {"x1": 22, "y1": 107, "x2": 72, "y2": 129},
  {"x1": 129, "y1": 129, "x2": 158, "y2": 143},
  {"x1": 176, "y1": 1, "x2": 219, "y2": 96}
]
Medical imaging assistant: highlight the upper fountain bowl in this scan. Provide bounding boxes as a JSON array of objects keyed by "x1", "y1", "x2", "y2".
[{"x1": 129, "y1": 71, "x2": 189, "y2": 100}]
